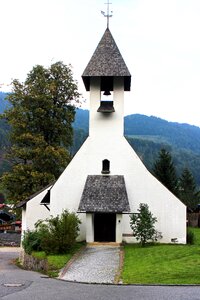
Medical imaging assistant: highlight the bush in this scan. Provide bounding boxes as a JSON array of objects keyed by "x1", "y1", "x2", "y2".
[
  {"x1": 130, "y1": 203, "x2": 162, "y2": 246},
  {"x1": 22, "y1": 230, "x2": 42, "y2": 254},
  {"x1": 187, "y1": 228, "x2": 196, "y2": 245},
  {"x1": 23, "y1": 210, "x2": 81, "y2": 255}
]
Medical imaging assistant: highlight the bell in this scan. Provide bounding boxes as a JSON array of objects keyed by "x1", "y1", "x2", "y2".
[{"x1": 103, "y1": 90, "x2": 111, "y2": 96}]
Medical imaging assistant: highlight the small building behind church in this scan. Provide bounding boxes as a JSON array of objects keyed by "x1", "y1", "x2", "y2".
[{"x1": 18, "y1": 25, "x2": 186, "y2": 245}]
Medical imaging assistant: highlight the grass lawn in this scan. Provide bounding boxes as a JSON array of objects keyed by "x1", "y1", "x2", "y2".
[
  {"x1": 32, "y1": 243, "x2": 84, "y2": 277},
  {"x1": 122, "y1": 228, "x2": 200, "y2": 284}
]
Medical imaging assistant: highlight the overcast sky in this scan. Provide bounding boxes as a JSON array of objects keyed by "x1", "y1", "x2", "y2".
[{"x1": 1, "y1": 0, "x2": 200, "y2": 127}]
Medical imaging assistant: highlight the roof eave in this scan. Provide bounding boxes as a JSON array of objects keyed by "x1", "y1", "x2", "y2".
[{"x1": 82, "y1": 75, "x2": 131, "y2": 91}]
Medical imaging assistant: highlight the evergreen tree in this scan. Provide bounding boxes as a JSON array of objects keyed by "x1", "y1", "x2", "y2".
[
  {"x1": 178, "y1": 168, "x2": 200, "y2": 210},
  {"x1": 130, "y1": 203, "x2": 162, "y2": 246},
  {"x1": 0, "y1": 62, "x2": 80, "y2": 204},
  {"x1": 153, "y1": 148, "x2": 178, "y2": 196}
]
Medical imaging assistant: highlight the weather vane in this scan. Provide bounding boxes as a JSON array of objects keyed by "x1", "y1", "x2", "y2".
[{"x1": 101, "y1": 2, "x2": 113, "y2": 28}]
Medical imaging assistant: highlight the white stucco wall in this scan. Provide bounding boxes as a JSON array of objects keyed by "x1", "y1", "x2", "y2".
[
  {"x1": 116, "y1": 214, "x2": 123, "y2": 243},
  {"x1": 23, "y1": 77, "x2": 186, "y2": 244},
  {"x1": 86, "y1": 213, "x2": 94, "y2": 243},
  {"x1": 24, "y1": 187, "x2": 51, "y2": 231},
  {"x1": 49, "y1": 77, "x2": 186, "y2": 244}
]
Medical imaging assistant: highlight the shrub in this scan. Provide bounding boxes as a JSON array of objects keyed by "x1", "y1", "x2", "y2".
[
  {"x1": 22, "y1": 230, "x2": 42, "y2": 254},
  {"x1": 130, "y1": 203, "x2": 162, "y2": 246},
  {"x1": 23, "y1": 210, "x2": 81, "y2": 255},
  {"x1": 187, "y1": 228, "x2": 196, "y2": 245}
]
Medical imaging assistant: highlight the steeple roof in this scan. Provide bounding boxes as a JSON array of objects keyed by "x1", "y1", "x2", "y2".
[{"x1": 82, "y1": 28, "x2": 131, "y2": 91}]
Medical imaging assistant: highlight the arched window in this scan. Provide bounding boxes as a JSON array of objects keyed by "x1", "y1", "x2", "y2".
[{"x1": 101, "y1": 159, "x2": 110, "y2": 174}]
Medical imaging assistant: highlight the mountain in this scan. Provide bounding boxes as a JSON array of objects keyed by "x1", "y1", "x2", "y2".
[
  {"x1": 72, "y1": 110, "x2": 200, "y2": 185},
  {"x1": 125, "y1": 114, "x2": 200, "y2": 155},
  {"x1": 1, "y1": 98, "x2": 200, "y2": 185},
  {"x1": 72, "y1": 110, "x2": 200, "y2": 156},
  {"x1": 0, "y1": 92, "x2": 10, "y2": 113},
  {"x1": 73, "y1": 108, "x2": 89, "y2": 133}
]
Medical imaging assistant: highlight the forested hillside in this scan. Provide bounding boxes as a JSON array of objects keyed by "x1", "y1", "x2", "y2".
[
  {"x1": 72, "y1": 110, "x2": 200, "y2": 185},
  {"x1": 1, "y1": 92, "x2": 200, "y2": 185},
  {"x1": 125, "y1": 114, "x2": 200, "y2": 155},
  {"x1": 0, "y1": 92, "x2": 10, "y2": 113},
  {"x1": 0, "y1": 93, "x2": 11, "y2": 175}
]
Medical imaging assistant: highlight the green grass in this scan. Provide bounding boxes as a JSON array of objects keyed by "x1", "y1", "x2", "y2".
[
  {"x1": 32, "y1": 251, "x2": 46, "y2": 259},
  {"x1": 32, "y1": 242, "x2": 84, "y2": 277},
  {"x1": 122, "y1": 228, "x2": 200, "y2": 284}
]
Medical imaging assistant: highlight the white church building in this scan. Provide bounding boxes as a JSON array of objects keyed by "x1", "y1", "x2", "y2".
[{"x1": 18, "y1": 26, "x2": 186, "y2": 244}]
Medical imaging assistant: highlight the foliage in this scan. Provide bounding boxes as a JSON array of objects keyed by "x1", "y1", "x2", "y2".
[
  {"x1": 2, "y1": 102, "x2": 200, "y2": 195},
  {"x1": 178, "y1": 168, "x2": 200, "y2": 210},
  {"x1": 22, "y1": 210, "x2": 81, "y2": 255},
  {"x1": 130, "y1": 203, "x2": 162, "y2": 246},
  {"x1": 0, "y1": 62, "x2": 80, "y2": 204},
  {"x1": 70, "y1": 128, "x2": 88, "y2": 155},
  {"x1": 187, "y1": 227, "x2": 196, "y2": 245},
  {"x1": 152, "y1": 148, "x2": 179, "y2": 196},
  {"x1": 122, "y1": 227, "x2": 200, "y2": 284},
  {"x1": 72, "y1": 108, "x2": 89, "y2": 133},
  {"x1": 47, "y1": 243, "x2": 84, "y2": 276},
  {"x1": 30, "y1": 242, "x2": 84, "y2": 277},
  {"x1": 71, "y1": 110, "x2": 200, "y2": 187},
  {"x1": 124, "y1": 114, "x2": 200, "y2": 155},
  {"x1": 22, "y1": 230, "x2": 43, "y2": 254},
  {"x1": 0, "y1": 92, "x2": 11, "y2": 114},
  {"x1": 0, "y1": 93, "x2": 11, "y2": 176},
  {"x1": 2, "y1": 107, "x2": 200, "y2": 186}
]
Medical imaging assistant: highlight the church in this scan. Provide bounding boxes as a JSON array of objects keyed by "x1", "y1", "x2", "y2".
[{"x1": 18, "y1": 21, "x2": 186, "y2": 244}]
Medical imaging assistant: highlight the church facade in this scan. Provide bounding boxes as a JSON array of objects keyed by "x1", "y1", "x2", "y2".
[{"x1": 19, "y1": 28, "x2": 186, "y2": 244}]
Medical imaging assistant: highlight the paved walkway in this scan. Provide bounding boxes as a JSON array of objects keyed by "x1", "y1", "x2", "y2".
[{"x1": 59, "y1": 245, "x2": 121, "y2": 284}]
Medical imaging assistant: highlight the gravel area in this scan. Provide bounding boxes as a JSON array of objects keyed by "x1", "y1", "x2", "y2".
[
  {"x1": 0, "y1": 247, "x2": 20, "y2": 252},
  {"x1": 60, "y1": 245, "x2": 121, "y2": 284}
]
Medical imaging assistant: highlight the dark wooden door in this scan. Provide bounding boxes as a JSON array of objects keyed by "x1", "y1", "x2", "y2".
[{"x1": 94, "y1": 213, "x2": 116, "y2": 242}]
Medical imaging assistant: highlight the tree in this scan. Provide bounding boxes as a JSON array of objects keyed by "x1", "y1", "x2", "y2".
[
  {"x1": 1, "y1": 62, "x2": 80, "y2": 204},
  {"x1": 178, "y1": 168, "x2": 200, "y2": 210},
  {"x1": 153, "y1": 148, "x2": 178, "y2": 196},
  {"x1": 130, "y1": 203, "x2": 162, "y2": 246}
]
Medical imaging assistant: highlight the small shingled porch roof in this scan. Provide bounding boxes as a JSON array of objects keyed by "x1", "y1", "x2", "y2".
[{"x1": 78, "y1": 175, "x2": 130, "y2": 213}]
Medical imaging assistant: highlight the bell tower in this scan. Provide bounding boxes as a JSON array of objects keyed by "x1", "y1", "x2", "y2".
[
  {"x1": 82, "y1": 28, "x2": 131, "y2": 139},
  {"x1": 22, "y1": 9, "x2": 186, "y2": 246}
]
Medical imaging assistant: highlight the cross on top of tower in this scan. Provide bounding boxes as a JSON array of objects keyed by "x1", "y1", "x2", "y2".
[{"x1": 101, "y1": 2, "x2": 113, "y2": 28}]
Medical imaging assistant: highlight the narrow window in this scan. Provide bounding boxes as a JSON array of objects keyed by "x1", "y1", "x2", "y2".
[{"x1": 102, "y1": 159, "x2": 110, "y2": 174}]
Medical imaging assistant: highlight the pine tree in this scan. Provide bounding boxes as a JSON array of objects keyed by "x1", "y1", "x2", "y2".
[
  {"x1": 178, "y1": 168, "x2": 200, "y2": 210},
  {"x1": 1, "y1": 62, "x2": 80, "y2": 204},
  {"x1": 130, "y1": 203, "x2": 162, "y2": 246},
  {"x1": 153, "y1": 148, "x2": 178, "y2": 196}
]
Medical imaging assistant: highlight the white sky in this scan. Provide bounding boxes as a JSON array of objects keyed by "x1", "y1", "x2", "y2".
[{"x1": 1, "y1": 0, "x2": 200, "y2": 127}]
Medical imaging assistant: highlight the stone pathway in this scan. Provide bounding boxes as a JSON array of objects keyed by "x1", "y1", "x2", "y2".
[{"x1": 59, "y1": 245, "x2": 121, "y2": 284}]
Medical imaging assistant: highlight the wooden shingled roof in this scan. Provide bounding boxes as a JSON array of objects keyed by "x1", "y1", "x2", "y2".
[
  {"x1": 82, "y1": 28, "x2": 131, "y2": 91},
  {"x1": 78, "y1": 175, "x2": 130, "y2": 213}
]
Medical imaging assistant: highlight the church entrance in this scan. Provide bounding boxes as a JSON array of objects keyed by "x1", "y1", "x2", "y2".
[{"x1": 94, "y1": 213, "x2": 116, "y2": 242}]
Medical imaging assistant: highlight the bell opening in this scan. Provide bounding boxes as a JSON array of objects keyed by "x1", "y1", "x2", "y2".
[
  {"x1": 101, "y1": 91, "x2": 113, "y2": 101},
  {"x1": 103, "y1": 90, "x2": 111, "y2": 96}
]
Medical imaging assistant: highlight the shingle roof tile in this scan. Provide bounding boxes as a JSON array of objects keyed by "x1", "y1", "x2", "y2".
[
  {"x1": 78, "y1": 175, "x2": 130, "y2": 213},
  {"x1": 82, "y1": 28, "x2": 131, "y2": 91}
]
